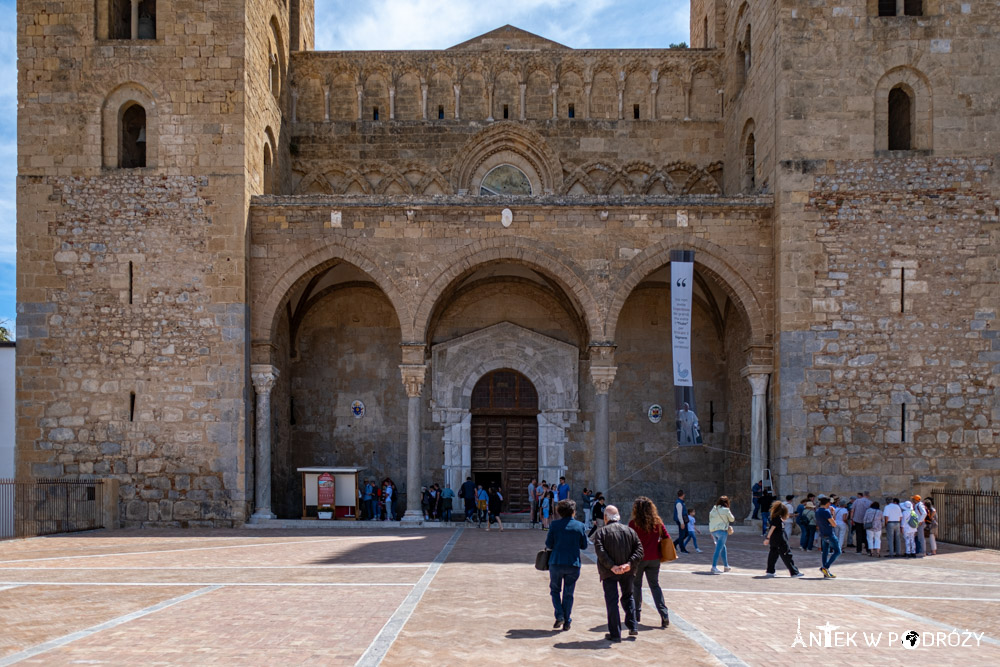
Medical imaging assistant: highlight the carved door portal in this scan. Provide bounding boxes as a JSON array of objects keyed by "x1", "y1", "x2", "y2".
[{"x1": 470, "y1": 370, "x2": 539, "y2": 514}]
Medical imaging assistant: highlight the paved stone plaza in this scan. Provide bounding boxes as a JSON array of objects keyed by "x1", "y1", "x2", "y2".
[{"x1": 2, "y1": 527, "x2": 999, "y2": 666}]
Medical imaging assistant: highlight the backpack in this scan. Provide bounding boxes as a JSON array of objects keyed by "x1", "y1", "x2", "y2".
[
  {"x1": 907, "y1": 510, "x2": 919, "y2": 529},
  {"x1": 795, "y1": 506, "x2": 808, "y2": 526}
]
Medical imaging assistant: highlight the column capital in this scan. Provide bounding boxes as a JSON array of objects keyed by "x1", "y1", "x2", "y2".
[
  {"x1": 740, "y1": 365, "x2": 772, "y2": 396},
  {"x1": 400, "y1": 364, "x2": 427, "y2": 398},
  {"x1": 250, "y1": 364, "x2": 279, "y2": 394},
  {"x1": 589, "y1": 343, "x2": 617, "y2": 363},
  {"x1": 590, "y1": 366, "x2": 618, "y2": 395}
]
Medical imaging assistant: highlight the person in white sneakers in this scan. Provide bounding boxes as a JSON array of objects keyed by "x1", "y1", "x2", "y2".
[{"x1": 682, "y1": 508, "x2": 703, "y2": 553}]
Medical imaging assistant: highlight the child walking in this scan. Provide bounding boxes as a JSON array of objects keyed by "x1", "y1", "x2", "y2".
[
  {"x1": 763, "y1": 501, "x2": 804, "y2": 578},
  {"x1": 682, "y1": 508, "x2": 703, "y2": 553},
  {"x1": 541, "y1": 489, "x2": 553, "y2": 530}
]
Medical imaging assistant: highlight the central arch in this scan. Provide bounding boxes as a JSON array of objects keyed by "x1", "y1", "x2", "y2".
[{"x1": 412, "y1": 239, "x2": 602, "y2": 345}]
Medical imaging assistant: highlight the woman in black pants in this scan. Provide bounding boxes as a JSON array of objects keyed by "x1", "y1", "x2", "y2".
[{"x1": 763, "y1": 501, "x2": 804, "y2": 577}]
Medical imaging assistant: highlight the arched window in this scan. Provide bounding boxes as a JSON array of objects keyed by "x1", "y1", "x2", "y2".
[
  {"x1": 479, "y1": 165, "x2": 532, "y2": 196},
  {"x1": 120, "y1": 103, "x2": 147, "y2": 168},
  {"x1": 269, "y1": 18, "x2": 285, "y2": 101},
  {"x1": 743, "y1": 25, "x2": 752, "y2": 77},
  {"x1": 744, "y1": 132, "x2": 756, "y2": 192},
  {"x1": 263, "y1": 143, "x2": 273, "y2": 194},
  {"x1": 888, "y1": 86, "x2": 912, "y2": 150},
  {"x1": 110, "y1": 0, "x2": 156, "y2": 39}
]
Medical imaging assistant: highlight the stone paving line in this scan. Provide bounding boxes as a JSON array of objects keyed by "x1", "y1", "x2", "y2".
[
  {"x1": 3, "y1": 529, "x2": 1000, "y2": 665},
  {"x1": 0, "y1": 586, "x2": 222, "y2": 666}
]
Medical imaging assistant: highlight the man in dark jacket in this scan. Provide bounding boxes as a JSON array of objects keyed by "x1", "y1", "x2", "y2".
[
  {"x1": 460, "y1": 477, "x2": 477, "y2": 522},
  {"x1": 544, "y1": 499, "x2": 588, "y2": 631},
  {"x1": 594, "y1": 504, "x2": 644, "y2": 643}
]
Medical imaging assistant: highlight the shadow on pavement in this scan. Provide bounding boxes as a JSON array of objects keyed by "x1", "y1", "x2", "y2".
[
  {"x1": 505, "y1": 628, "x2": 563, "y2": 639},
  {"x1": 553, "y1": 639, "x2": 614, "y2": 650}
]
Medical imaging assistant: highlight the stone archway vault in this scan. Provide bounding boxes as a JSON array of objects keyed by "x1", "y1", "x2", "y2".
[{"x1": 431, "y1": 322, "x2": 579, "y2": 491}]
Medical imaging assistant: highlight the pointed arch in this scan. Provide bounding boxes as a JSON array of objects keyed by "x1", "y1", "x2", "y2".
[
  {"x1": 253, "y1": 240, "x2": 414, "y2": 345},
  {"x1": 412, "y1": 238, "x2": 602, "y2": 345},
  {"x1": 607, "y1": 235, "x2": 769, "y2": 346}
]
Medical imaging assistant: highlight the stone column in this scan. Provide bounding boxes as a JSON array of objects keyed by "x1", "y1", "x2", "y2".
[
  {"x1": 356, "y1": 85, "x2": 364, "y2": 121},
  {"x1": 550, "y1": 82, "x2": 559, "y2": 119},
  {"x1": 130, "y1": 0, "x2": 139, "y2": 40},
  {"x1": 421, "y1": 83, "x2": 428, "y2": 120},
  {"x1": 290, "y1": 87, "x2": 298, "y2": 123},
  {"x1": 250, "y1": 365, "x2": 279, "y2": 522},
  {"x1": 487, "y1": 87, "x2": 494, "y2": 122},
  {"x1": 453, "y1": 84, "x2": 461, "y2": 119},
  {"x1": 400, "y1": 364, "x2": 427, "y2": 521},
  {"x1": 584, "y1": 82, "x2": 592, "y2": 119},
  {"x1": 519, "y1": 82, "x2": 526, "y2": 120},
  {"x1": 649, "y1": 82, "x2": 658, "y2": 121},
  {"x1": 742, "y1": 366, "x2": 771, "y2": 518},
  {"x1": 590, "y1": 345, "x2": 617, "y2": 500},
  {"x1": 388, "y1": 86, "x2": 396, "y2": 120}
]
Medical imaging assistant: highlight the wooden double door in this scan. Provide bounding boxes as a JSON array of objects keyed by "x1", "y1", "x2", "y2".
[{"x1": 470, "y1": 414, "x2": 538, "y2": 514}]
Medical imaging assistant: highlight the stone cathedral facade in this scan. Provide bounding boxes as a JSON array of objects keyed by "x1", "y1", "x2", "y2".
[{"x1": 15, "y1": 0, "x2": 1000, "y2": 526}]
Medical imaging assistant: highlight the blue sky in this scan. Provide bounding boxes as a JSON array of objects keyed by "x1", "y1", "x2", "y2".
[{"x1": 0, "y1": 1, "x2": 691, "y2": 339}]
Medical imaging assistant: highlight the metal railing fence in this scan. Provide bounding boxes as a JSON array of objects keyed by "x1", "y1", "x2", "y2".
[
  {"x1": 0, "y1": 478, "x2": 105, "y2": 541},
  {"x1": 936, "y1": 489, "x2": 1000, "y2": 550}
]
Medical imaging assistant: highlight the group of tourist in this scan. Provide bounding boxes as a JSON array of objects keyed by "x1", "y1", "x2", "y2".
[
  {"x1": 544, "y1": 495, "x2": 672, "y2": 643},
  {"x1": 528, "y1": 477, "x2": 572, "y2": 529},
  {"x1": 753, "y1": 490, "x2": 940, "y2": 579},
  {"x1": 457, "y1": 477, "x2": 506, "y2": 530},
  {"x1": 784, "y1": 491, "x2": 938, "y2": 558},
  {"x1": 360, "y1": 478, "x2": 397, "y2": 521},
  {"x1": 420, "y1": 483, "x2": 455, "y2": 522}
]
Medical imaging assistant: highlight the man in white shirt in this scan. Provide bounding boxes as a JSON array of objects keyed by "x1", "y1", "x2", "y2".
[{"x1": 883, "y1": 498, "x2": 902, "y2": 557}]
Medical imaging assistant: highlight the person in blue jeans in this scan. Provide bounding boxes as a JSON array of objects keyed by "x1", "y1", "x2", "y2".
[
  {"x1": 545, "y1": 499, "x2": 589, "y2": 631},
  {"x1": 816, "y1": 496, "x2": 841, "y2": 578},
  {"x1": 708, "y1": 496, "x2": 735, "y2": 574}
]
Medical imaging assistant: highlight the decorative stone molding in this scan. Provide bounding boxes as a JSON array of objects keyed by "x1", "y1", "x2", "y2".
[
  {"x1": 250, "y1": 364, "x2": 279, "y2": 394},
  {"x1": 590, "y1": 365, "x2": 618, "y2": 395},
  {"x1": 400, "y1": 364, "x2": 427, "y2": 398},
  {"x1": 431, "y1": 322, "x2": 579, "y2": 490}
]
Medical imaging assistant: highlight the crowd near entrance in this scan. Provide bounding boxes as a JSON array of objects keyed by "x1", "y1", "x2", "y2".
[{"x1": 471, "y1": 369, "x2": 540, "y2": 514}]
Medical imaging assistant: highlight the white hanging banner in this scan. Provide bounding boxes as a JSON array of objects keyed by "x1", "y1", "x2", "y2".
[{"x1": 670, "y1": 259, "x2": 694, "y2": 387}]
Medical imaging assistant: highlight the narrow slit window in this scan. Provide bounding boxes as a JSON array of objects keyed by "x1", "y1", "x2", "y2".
[
  {"x1": 703, "y1": 16, "x2": 709, "y2": 47},
  {"x1": 438, "y1": 104, "x2": 444, "y2": 119},
  {"x1": 900, "y1": 267, "x2": 906, "y2": 313},
  {"x1": 372, "y1": 106, "x2": 379, "y2": 121},
  {"x1": 129, "y1": 392, "x2": 136, "y2": 422},
  {"x1": 568, "y1": 103, "x2": 575, "y2": 118},
  {"x1": 128, "y1": 261, "x2": 133, "y2": 304},
  {"x1": 901, "y1": 404, "x2": 907, "y2": 442},
  {"x1": 633, "y1": 104, "x2": 640, "y2": 119},
  {"x1": 708, "y1": 401, "x2": 715, "y2": 433},
  {"x1": 503, "y1": 104, "x2": 509, "y2": 119},
  {"x1": 888, "y1": 86, "x2": 912, "y2": 150}
]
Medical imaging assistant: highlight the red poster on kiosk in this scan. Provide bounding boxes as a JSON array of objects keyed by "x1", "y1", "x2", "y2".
[{"x1": 317, "y1": 473, "x2": 335, "y2": 508}]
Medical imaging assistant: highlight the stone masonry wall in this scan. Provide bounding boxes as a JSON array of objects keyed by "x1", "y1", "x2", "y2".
[{"x1": 777, "y1": 157, "x2": 1000, "y2": 495}]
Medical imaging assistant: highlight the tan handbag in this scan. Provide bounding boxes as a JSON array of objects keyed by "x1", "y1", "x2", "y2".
[{"x1": 659, "y1": 524, "x2": 678, "y2": 562}]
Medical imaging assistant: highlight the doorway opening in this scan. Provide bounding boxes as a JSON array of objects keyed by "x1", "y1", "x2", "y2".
[{"x1": 470, "y1": 369, "x2": 539, "y2": 513}]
